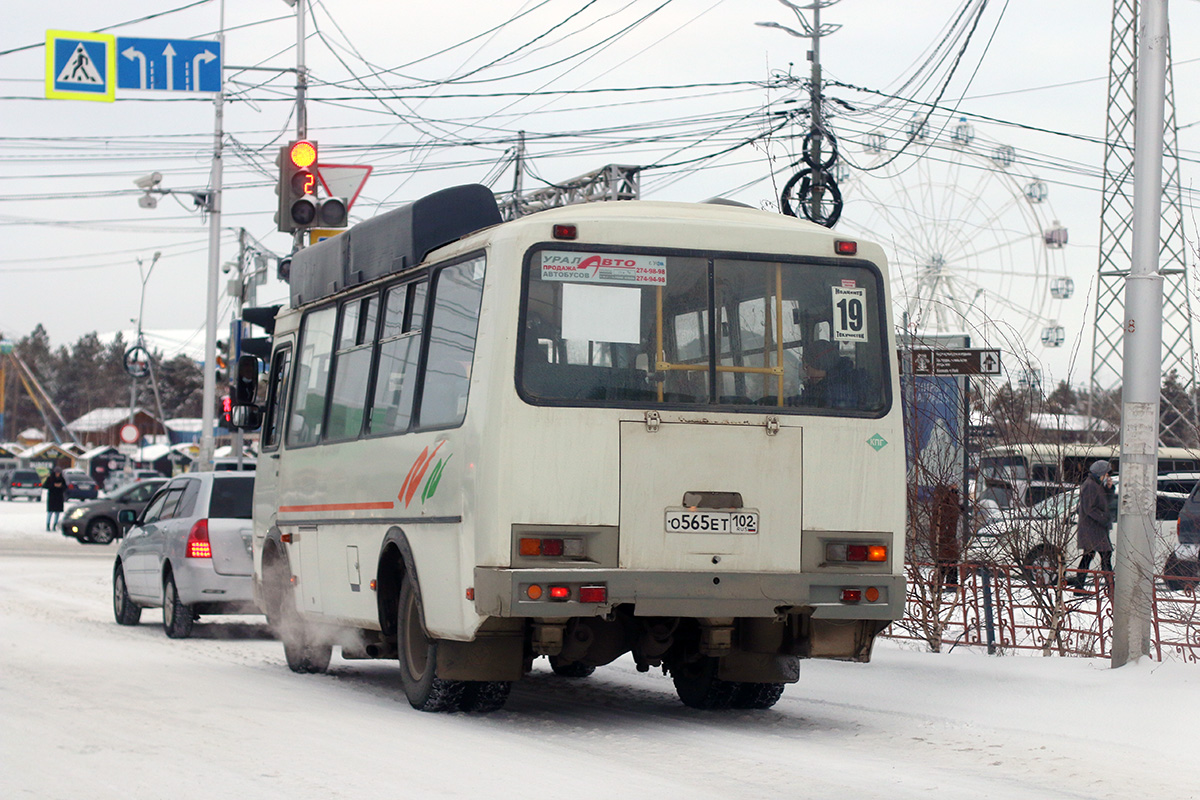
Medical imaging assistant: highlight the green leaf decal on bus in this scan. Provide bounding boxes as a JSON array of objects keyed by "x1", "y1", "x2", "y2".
[
  {"x1": 399, "y1": 440, "x2": 446, "y2": 508},
  {"x1": 421, "y1": 455, "x2": 451, "y2": 504}
]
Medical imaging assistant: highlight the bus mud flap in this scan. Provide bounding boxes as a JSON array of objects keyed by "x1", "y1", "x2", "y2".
[{"x1": 435, "y1": 635, "x2": 525, "y2": 681}]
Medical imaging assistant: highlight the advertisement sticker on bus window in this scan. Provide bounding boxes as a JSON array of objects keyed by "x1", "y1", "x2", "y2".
[
  {"x1": 561, "y1": 283, "x2": 641, "y2": 344},
  {"x1": 831, "y1": 285, "x2": 868, "y2": 342},
  {"x1": 541, "y1": 251, "x2": 667, "y2": 286}
]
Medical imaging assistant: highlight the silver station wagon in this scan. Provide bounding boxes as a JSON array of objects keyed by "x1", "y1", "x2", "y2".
[{"x1": 112, "y1": 472, "x2": 260, "y2": 638}]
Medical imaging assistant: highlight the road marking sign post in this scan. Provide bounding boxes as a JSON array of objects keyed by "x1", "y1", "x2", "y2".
[
  {"x1": 116, "y1": 37, "x2": 221, "y2": 92},
  {"x1": 45, "y1": 31, "x2": 116, "y2": 102},
  {"x1": 909, "y1": 347, "x2": 1002, "y2": 377}
]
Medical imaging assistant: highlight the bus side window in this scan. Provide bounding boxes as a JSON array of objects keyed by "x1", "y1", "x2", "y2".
[
  {"x1": 368, "y1": 281, "x2": 423, "y2": 435},
  {"x1": 418, "y1": 256, "x2": 486, "y2": 429},
  {"x1": 262, "y1": 347, "x2": 292, "y2": 451},
  {"x1": 287, "y1": 305, "x2": 337, "y2": 447},
  {"x1": 326, "y1": 294, "x2": 379, "y2": 441}
]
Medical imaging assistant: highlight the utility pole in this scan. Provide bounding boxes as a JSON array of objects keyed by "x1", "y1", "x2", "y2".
[
  {"x1": 1112, "y1": 0, "x2": 1169, "y2": 668},
  {"x1": 290, "y1": 0, "x2": 309, "y2": 255},
  {"x1": 756, "y1": 1, "x2": 843, "y2": 227},
  {"x1": 198, "y1": 0, "x2": 226, "y2": 473},
  {"x1": 511, "y1": 131, "x2": 526, "y2": 218}
]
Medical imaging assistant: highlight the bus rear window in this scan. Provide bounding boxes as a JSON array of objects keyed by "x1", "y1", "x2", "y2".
[{"x1": 519, "y1": 248, "x2": 889, "y2": 414}]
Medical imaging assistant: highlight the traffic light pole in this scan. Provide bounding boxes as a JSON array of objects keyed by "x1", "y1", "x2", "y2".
[{"x1": 198, "y1": 2, "x2": 226, "y2": 473}]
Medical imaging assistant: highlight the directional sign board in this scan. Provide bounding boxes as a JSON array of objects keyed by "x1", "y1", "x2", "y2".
[
  {"x1": 910, "y1": 347, "x2": 1002, "y2": 377},
  {"x1": 46, "y1": 31, "x2": 116, "y2": 102},
  {"x1": 116, "y1": 37, "x2": 221, "y2": 92}
]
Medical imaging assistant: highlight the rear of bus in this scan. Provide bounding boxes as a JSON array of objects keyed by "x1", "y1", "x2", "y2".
[{"x1": 472, "y1": 201, "x2": 905, "y2": 702}]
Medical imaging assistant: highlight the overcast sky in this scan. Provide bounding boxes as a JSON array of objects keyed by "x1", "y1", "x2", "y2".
[{"x1": 3, "y1": 0, "x2": 1198, "y2": 387}]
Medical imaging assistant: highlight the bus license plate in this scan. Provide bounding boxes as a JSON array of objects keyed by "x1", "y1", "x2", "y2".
[{"x1": 664, "y1": 509, "x2": 759, "y2": 535}]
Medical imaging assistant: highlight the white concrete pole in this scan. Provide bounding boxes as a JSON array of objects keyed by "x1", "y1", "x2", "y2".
[{"x1": 1112, "y1": 0, "x2": 1169, "y2": 667}]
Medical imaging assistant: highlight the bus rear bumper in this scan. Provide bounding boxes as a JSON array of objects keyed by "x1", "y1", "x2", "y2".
[{"x1": 473, "y1": 567, "x2": 905, "y2": 620}]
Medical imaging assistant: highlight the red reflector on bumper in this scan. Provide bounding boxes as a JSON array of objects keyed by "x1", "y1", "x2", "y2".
[{"x1": 579, "y1": 585, "x2": 607, "y2": 603}]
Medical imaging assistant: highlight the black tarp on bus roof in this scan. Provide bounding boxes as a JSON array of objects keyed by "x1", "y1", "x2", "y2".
[{"x1": 289, "y1": 184, "x2": 502, "y2": 307}]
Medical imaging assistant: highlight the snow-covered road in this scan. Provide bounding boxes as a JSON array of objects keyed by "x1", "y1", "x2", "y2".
[{"x1": 1, "y1": 499, "x2": 1195, "y2": 799}]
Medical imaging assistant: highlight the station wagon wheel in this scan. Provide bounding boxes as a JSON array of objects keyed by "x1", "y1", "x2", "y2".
[
  {"x1": 87, "y1": 518, "x2": 118, "y2": 545},
  {"x1": 162, "y1": 573, "x2": 195, "y2": 639},
  {"x1": 112, "y1": 562, "x2": 142, "y2": 626},
  {"x1": 397, "y1": 574, "x2": 469, "y2": 712}
]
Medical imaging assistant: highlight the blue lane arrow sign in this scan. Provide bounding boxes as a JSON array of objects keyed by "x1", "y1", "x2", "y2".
[{"x1": 115, "y1": 37, "x2": 221, "y2": 92}]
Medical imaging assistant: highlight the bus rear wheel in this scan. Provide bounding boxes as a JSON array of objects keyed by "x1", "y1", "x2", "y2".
[
  {"x1": 268, "y1": 561, "x2": 331, "y2": 674},
  {"x1": 670, "y1": 656, "x2": 741, "y2": 710},
  {"x1": 396, "y1": 574, "x2": 509, "y2": 713}
]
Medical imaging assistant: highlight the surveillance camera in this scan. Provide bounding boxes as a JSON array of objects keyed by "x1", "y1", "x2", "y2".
[
  {"x1": 222, "y1": 262, "x2": 232, "y2": 274},
  {"x1": 134, "y1": 172, "x2": 163, "y2": 190}
]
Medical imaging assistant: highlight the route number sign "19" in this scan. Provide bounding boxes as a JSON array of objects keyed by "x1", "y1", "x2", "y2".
[{"x1": 832, "y1": 285, "x2": 868, "y2": 343}]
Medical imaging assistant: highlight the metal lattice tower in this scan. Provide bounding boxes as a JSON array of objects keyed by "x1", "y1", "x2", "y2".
[
  {"x1": 1090, "y1": 0, "x2": 1195, "y2": 444},
  {"x1": 498, "y1": 164, "x2": 640, "y2": 221}
]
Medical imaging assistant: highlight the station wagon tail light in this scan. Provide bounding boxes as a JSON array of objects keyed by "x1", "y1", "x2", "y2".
[{"x1": 186, "y1": 519, "x2": 212, "y2": 559}]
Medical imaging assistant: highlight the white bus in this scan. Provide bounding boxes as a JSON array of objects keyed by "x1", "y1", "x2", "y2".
[{"x1": 233, "y1": 185, "x2": 906, "y2": 713}]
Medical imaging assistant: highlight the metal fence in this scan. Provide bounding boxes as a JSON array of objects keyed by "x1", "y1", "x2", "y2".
[{"x1": 884, "y1": 562, "x2": 1200, "y2": 663}]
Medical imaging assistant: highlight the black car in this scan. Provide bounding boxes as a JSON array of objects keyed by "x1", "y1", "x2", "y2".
[
  {"x1": 1169, "y1": 476, "x2": 1200, "y2": 590},
  {"x1": 63, "y1": 469, "x2": 99, "y2": 501},
  {"x1": 60, "y1": 478, "x2": 167, "y2": 544}
]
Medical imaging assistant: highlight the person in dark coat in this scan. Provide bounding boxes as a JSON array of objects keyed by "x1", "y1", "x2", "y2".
[
  {"x1": 798, "y1": 339, "x2": 862, "y2": 409},
  {"x1": 931, "y1": 483, "x2": 963, "y2": 590},
  {"x1": 1070, "y1": 459, "x2": 1114, "y2": 591},
  {"x1": 42, "y1": 466, "x2": 67, "y2": 531}
]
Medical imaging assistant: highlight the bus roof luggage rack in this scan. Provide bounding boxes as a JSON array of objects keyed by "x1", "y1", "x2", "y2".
[{"x1": 289, "y1": 184, "x2": 503, "y2": 306}]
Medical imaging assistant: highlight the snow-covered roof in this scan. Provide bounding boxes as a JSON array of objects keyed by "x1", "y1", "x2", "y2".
[
  {"x1": 80, "y1": 445, "x2": 120, "y2": 459},
  {"x1": 1028, "y1": 412, "x2": 1116, "y2": 433},
  {"x1": 165, "y1": 418, "x2": 203, "y2": 433},
  {"x1": 19, "y1": 442, "x2": 76, "y2": 459},
  {"x1": 66, "y1": 408, "x2": 154, "y2": 433},
  {"x1": 18, "y1": 428, "x2": 45, "y2": 441},
  {"x1": 137, "y1": 444, "x2": 172, "y2": 462}
]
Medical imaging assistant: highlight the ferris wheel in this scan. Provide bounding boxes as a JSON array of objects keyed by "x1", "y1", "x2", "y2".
[{"x1": 838, "y1": 118, "x2": 1072, "y2": 357}]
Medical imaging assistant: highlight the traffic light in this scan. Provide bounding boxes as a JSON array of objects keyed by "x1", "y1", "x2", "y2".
[{"x1": 276, "y1": 140, "x2": 349, "y2": 232}]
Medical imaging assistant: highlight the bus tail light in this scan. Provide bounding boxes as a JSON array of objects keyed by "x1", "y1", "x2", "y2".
[
  {"x1": 825, "y1": 542, "x2": 888, "y2": 564},
  {"x1": 518, "y1": 536, "x2": 584, "y2": 558},
  {"x1": 841, "y1": 588, "x2": 862, "y2": 603},
  {"x1": 549, "y1": 585, "x2": 570, "y2": 600},
  {"x1": 835, "y1": 240, "x2": 857, "y2": 255},
  {"x1": 552, "y1": 224, "x2": 577, "y2": 240},
  {"x1": 186, "y1": 520, "x2": 212, "y2": 559},
  {"x1": 865, "y1": 587, "x2": 880, "y2": 602}
]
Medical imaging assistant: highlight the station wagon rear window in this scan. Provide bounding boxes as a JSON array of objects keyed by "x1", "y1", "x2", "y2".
[{"x1": 519, "y1": 247, "x2": 890, "y2": 415}]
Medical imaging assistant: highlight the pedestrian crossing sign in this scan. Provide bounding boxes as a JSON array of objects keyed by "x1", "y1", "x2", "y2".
[{"x1": 46, "y1": 30, "x2": 116, "y2": 102}]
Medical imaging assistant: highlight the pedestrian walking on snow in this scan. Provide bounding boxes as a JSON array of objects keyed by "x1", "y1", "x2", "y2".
[
  {"x1": 1070, "y1": 460, "x2": 1114, "y2": 593},
  {"x1": 42, "y1": 466, "x2": 67, "y2": 531}
]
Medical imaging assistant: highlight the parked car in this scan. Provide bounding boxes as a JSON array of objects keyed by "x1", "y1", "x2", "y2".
[
  {"x1": 62, "y1": 469, "x2": 99, "y2": 501},
  {"x1": 2, "y1": 468, "x2": 43, "y2": 501},
  {"x1": 1166, "y1": 477, "x2": 1200, "y2": 591},
  {"x1": 968, "y1": 472, "x2": 1199, "y2": 587},
  {"x1": 211, "y1": 457, "x2": 255, "y2": 471},
  {"x1": 104, "y1": 469, "x2": 165, "y2": 495},
  {"x1": 112, "y1": 472, "x2": 259, "y2": 637},
  {"x1": 60, "y1": 478, "x2": 167, "y2": 544}
]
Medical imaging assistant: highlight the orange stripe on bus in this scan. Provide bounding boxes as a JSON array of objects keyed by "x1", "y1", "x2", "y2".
[{"x1": 278, "y1": 501, "x2": 395, "y2": 513}]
